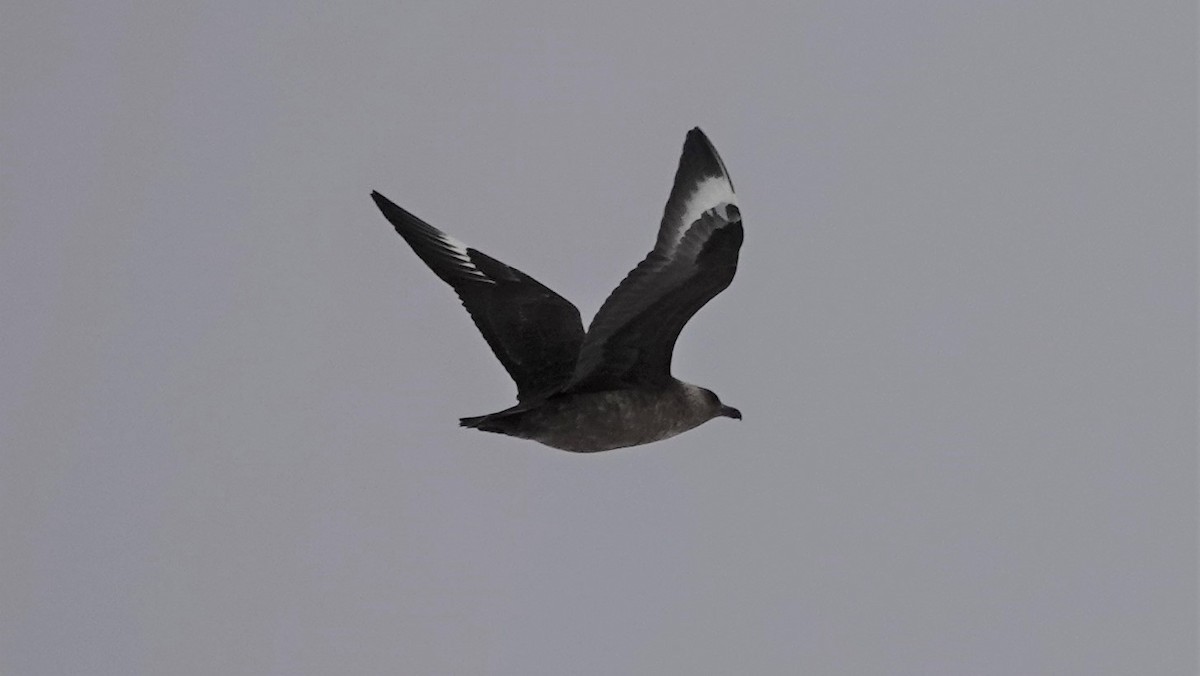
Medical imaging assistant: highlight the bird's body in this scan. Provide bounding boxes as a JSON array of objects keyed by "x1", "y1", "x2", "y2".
[
  {"x1": 461, "y1": 380, "x2": 729, "y2": 453},
  {"x1": 372, "y1": 127, "x2": 744, "y2": 452}
]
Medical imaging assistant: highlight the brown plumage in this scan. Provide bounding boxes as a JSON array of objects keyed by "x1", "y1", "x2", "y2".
[{"x1": 372, "y1": 128, "x2": 743, "y2": 452}]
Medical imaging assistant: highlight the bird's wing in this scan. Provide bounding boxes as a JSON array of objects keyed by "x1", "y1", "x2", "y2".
[
  {"x1": 566, "y1": 128, "x2": 743, "y2": 392},
  {"x1": 372, "y1": 191, "x2": 584, "y2": 402}
]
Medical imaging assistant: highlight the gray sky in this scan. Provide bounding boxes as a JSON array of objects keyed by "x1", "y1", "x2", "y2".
[{"x1": 2, "y1": 2, "x2": 1196, "y2": 674}]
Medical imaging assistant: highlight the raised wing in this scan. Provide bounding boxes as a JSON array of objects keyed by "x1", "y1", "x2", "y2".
[
  {"x1": 566, "y1": 128, "x2": 743, "y2": 392},
  {"x1": 372, "y1": 191, "x2": 584, "y2": 402}
]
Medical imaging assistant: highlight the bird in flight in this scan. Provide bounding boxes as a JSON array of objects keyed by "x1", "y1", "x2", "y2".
[{"x1": 371, "y1": 127, "x2": 743, "y2": 452}]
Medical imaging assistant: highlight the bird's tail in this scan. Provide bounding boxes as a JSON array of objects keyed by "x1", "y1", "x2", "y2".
[
  {"x1": 459, "y1": 414, "x2": 490, "y2": 429},
  {"x1": 461, "y1": 404, "x2": 528, "y2": 434}
]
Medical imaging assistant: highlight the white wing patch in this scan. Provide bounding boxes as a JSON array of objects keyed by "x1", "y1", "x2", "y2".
[
  {"x1": 665, "y1": 175, "x2": 738, "y2": 254},
  {"x1": 711, "y1": 201, "x2": 738, "y2": 222},
  {"x1": 436, "y1": 230, "x2": 494, "y2": 283}
]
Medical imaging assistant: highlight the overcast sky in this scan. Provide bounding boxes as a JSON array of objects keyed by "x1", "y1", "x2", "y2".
[{"x1": 2, "y1": 2, "x2": 1196, "y2": 674}]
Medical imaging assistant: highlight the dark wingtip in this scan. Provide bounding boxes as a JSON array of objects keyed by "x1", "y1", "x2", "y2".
[
  {"x1": 370, "y1": 190, "x2": 422, "y2": 237},
  {"x1": 370, "y1": 190, "x2": 392, "y2": 208},
  {"x1": 678, "y1": 127, "x2": 731, "y2": 190}
]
